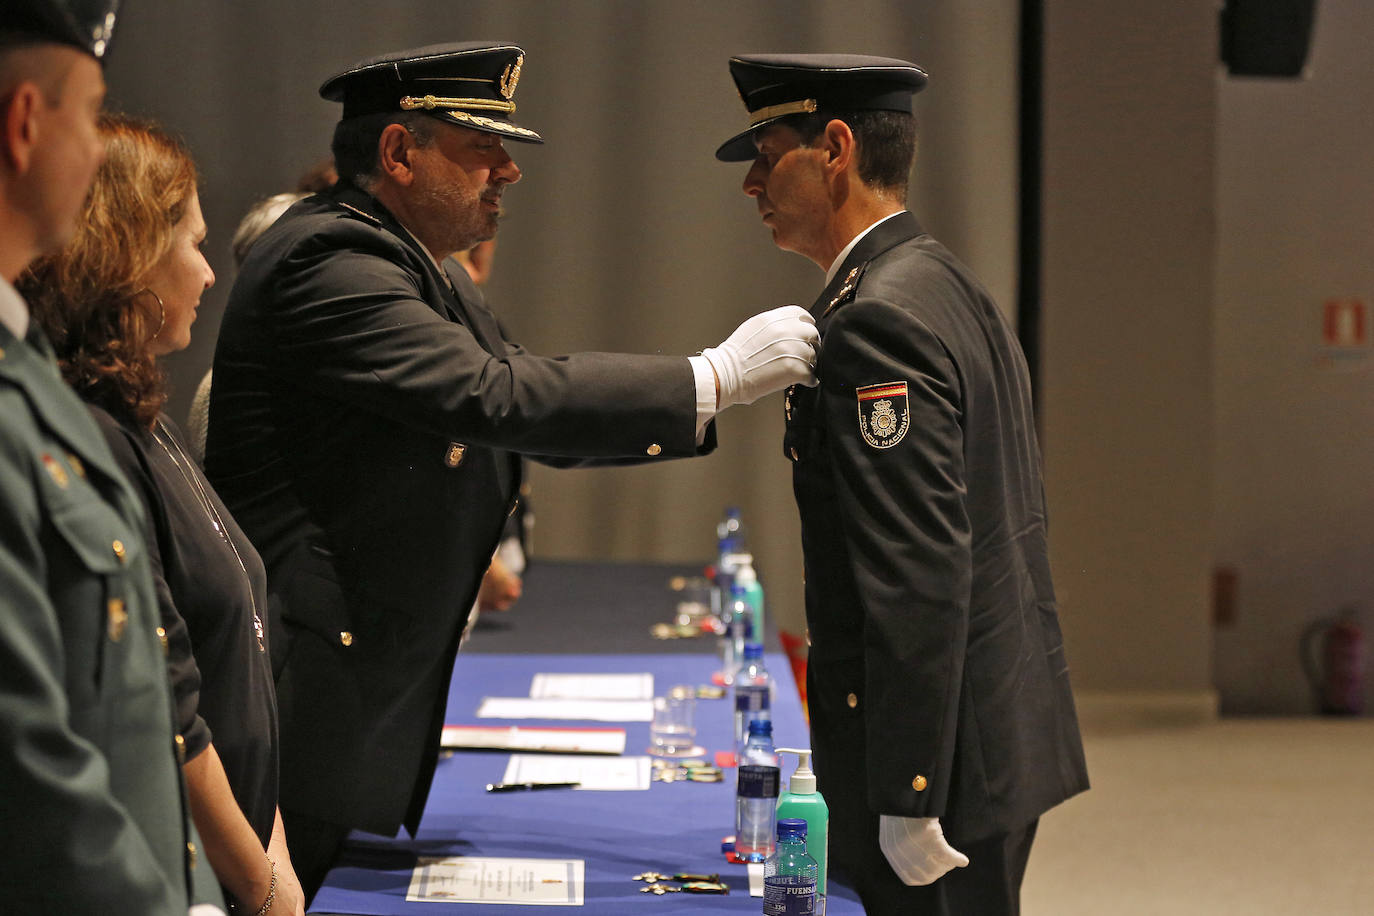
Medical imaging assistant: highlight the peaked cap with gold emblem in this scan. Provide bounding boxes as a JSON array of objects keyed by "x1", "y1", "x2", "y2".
[
  {"x1": 320, "y1": 41, "x2": 543, "y2": 144},
  {"x1": 715, "y1": 52, "x2": 927, "y2": 162}
]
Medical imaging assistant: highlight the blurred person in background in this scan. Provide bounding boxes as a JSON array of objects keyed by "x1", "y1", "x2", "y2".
[{"x1": 184, "y1": 190, "x2": 308, "y2": 466}]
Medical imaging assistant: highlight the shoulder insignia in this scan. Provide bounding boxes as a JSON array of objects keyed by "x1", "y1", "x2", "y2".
[
  {"x1": 335, "y1": 201, "x2": 383, "y2": 226},
  {"x1": 823, "y1": 264, "x2": 868, "y2": 317},
  {"x1": 41, "y1": 452, "x2": 70, "y2": 488},
  {"x1": 856, "y1": 381, "x2": 910, "y2": 448}
]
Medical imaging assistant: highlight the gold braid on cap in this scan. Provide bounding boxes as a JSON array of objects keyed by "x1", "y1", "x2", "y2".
[
  {"x1": 748, "y1": 98, "x2": 818, "y2": 127},
  {"x1": 399, "y1": 95, "x2": 516, "y2": 114}
]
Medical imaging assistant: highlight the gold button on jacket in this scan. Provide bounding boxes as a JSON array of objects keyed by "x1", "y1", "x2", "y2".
[
  {"x1": 912, "y1": 774, "x2": 928, "y2": 792},
  {"x1": 846, "y1": 692, "x2": 858, "y2": 709},
  {"x1": 646, "y1": 443, "x2": 662, "y2": 456},
  {"x1": 339, "y1": 630, "x2": 354, "y2": 647}
]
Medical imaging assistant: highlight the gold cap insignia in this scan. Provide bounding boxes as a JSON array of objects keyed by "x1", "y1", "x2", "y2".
[{"x1": 499, "y1": 54, "x2": 524, "y2": 100}]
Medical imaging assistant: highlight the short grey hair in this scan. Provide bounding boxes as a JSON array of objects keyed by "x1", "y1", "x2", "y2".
[{"x1": 231, "y1": 191, "x2": 307, "y2": 267}]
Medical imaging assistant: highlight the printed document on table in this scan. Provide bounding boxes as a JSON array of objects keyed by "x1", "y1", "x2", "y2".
[
  {"x1": 502, "y1": 754, "x2": 651, "y2": 790},
  {"x1": 477, "y1": 696, "x2": 654, "y2": 722},
  {"x1": 407, "y1": 856, "x2": 583, "y2": 905},
  {"x1": 529, "y1": 672, "x2": 654, "y2": 700}
]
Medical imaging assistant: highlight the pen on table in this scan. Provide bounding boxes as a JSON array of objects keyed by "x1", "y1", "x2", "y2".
[{"x1": 485, "y1": 781, "x2": 582, "y2": 792}]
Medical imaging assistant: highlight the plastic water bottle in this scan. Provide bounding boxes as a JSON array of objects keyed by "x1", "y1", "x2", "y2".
[
  {"x1": 733, "y1": 642, "x2": 772, "y2": 762},
  {"x1": 717, "y1": 505, "x2": 746, "y2": 551},
  {"x1": 733, "y1": 556, "x2": 765, "y2": 643},
  {"x1": 734, "y1": 718, "x2": 779, "y2": 863},
  {"x1": 713, "y1": 507, "x2": 746, "y2": 613},
  {"x1": 763, "y1": 818, "x2": 818, "y2": 915},
  {"x1": 717, "y1": 588, "x2": 750, "y2": 686}
]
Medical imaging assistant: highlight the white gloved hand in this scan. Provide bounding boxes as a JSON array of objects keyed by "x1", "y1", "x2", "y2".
[
  {"x1": 701, "y1": 305, "x2": 819, "y2": 409},
  {"x1": 878, "y1": 815, "x2": 970, "y2": 886}
]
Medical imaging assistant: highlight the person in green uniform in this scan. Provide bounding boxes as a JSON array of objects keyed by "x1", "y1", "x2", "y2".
[{"x1": 0, "y1": 2, "x2": 222, "y2": 912}]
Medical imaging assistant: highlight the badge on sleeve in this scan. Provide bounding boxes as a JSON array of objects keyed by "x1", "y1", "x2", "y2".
[{"x1": 857, "y1": 382, "x2": 910, "y2": 448}]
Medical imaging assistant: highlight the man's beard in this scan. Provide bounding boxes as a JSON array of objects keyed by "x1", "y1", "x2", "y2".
[{"x1": 415, "y1": 178, "x2": 501, "y2": 258}]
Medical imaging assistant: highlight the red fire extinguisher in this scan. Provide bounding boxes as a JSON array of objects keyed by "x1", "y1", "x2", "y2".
[{"x1": 1301, "y1": 610, "x2": 1365, "y2": 715}]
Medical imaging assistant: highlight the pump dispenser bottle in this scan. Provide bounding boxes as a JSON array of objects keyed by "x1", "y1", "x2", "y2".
[{"x1": 775, "y1": 747, "x2": 829, "y2": 896}]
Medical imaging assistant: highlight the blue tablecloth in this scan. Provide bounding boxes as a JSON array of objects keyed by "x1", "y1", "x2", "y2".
[{"x1": 309, "y1": 649, "x2": 862, "y2": 914}]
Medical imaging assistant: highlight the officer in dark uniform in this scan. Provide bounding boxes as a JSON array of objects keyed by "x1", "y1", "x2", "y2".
[
  {"x1": 0, "y1": 2, "x2": 221, "y2": 912},
  {"x1": 206, "y1": 41, "x2": 818, "y2": 900},
  {"x1": 716, "y1": 54, "x2": 1090, "y2": 915}
]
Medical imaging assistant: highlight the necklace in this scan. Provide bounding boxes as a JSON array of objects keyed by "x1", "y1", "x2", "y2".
[{"x1": 151, "y1": 418, "x2": 266, "y2": 653}]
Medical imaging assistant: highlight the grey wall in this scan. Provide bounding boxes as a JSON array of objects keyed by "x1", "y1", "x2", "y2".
[
  {"x1": 1214, "y1": 0, "x2": 1374, "y2": 714},
  {"x1": 102, "y1": 0, "x2": 1020, "y2": 645},
  {"x1": 110, "y1": 1, "x2": 1359, "y2": 715},
  {"x1": 1041, "y1": 0, "x2": 1217, "y2": 699}
]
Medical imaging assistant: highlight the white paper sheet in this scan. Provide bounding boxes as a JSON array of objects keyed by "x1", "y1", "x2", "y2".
[
  {"x1": 406, "y1": 856, "x2": 583, "y2": 905},
  {"x1": 501, "y1": 754, "x2": 651, "y2": 791},
  {"x1": 476, "y1": 696, "x2": 654, "y2": 722},
  {"x1": 441, "y1": 724, "x2": 626, "y2": 755},
  {"x1": 529, "y1": 672, "x2": 654, "y2": 701}
]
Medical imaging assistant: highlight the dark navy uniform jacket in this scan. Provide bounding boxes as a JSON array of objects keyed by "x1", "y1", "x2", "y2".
[
  {"x1": 784, "y1": 212, "x2": 1088, "y2": 864},
  {"x1": 206, "y1": 184, "x2": 712, "y2": 836}
]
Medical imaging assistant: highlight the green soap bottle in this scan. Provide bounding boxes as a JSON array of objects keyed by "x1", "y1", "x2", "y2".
[{"x1": 775, "y1": 747, "x2": 829, "y2": 896}]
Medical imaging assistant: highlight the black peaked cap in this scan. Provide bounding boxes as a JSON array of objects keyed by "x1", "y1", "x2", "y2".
[{"x1": 716, "y1": 52, "x2": 927, "y2": 161}]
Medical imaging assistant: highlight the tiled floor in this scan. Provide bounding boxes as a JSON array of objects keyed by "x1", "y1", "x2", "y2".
[{"x1": 1024, "y1": 717, "x2": 1374, "y2": 915}]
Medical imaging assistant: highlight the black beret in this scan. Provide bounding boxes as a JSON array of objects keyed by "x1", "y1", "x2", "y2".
[
  {"x1": 0, "y1": 0, "x2": 120, "y2": 60},
  {"x1": 320, "y1": 41, "x2": 543, "y2": 144},
  {"x1": 715, "y1": 52, "x2": 927, "y2": 161}
]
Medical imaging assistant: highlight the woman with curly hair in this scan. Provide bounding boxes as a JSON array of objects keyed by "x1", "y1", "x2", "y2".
[{"x1": 21, "y1": 113, "x2": 304, "y2": 916}]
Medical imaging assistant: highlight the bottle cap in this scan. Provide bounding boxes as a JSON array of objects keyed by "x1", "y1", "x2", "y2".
[
  {"x1": 733, "y1": 561, "x2": 757, "y2": 585},
  {"x1": 776, "y1": 748, "x2": 816, "y2": 794},
  {"x1": 743, "y1": 643, "x2": 763, "y2": 659},
  {"x1": 747, "y1": 718, "x2": 773, "y2": 738},
  {"x1": 776, "y1": 817, "x2": 808, "y2": 840}
]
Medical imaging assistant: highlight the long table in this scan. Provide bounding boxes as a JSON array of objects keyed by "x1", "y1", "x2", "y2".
[{"x1": 309, "y1": 561, "x2": 863, "y2": 914}]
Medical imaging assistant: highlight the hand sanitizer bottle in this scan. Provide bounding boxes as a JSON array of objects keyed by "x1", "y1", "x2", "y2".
[{"x1": 775, "y1": 747, "x2": 829, "y2": 896}]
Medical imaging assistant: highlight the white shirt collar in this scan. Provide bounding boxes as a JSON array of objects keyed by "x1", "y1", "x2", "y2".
[
  {"x1": 0, "y1": 275, "x2": 30, "y2": 339},
  {"x1": 825, "y1": 211, "x2": 907, "y2": 286}
]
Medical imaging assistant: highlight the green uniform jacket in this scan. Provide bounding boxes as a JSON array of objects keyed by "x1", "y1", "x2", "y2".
[{"x1": 0, "y1": 322, "x2": 216, "y2": 913}]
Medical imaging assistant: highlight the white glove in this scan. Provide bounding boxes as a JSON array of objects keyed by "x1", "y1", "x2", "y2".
[
  {"x1": 701, "y1": 305, "x2": 819, "y2": 408},
  {"x1": 878, "y1": 815, "x2": 969, "y2": 886}
]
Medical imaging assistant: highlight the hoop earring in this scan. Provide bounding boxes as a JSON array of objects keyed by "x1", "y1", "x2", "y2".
[{"x1": 141, "y1": 288, "x2": 166, "y2": 339}]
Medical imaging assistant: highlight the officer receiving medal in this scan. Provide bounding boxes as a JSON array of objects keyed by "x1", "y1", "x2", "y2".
[{"x1": 717, "y1": 52, "x2": 1090, "y2": 915}]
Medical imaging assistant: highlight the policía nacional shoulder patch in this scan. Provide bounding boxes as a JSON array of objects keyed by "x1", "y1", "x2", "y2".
[{"x1": 856, "y1": 381, "x2": 910, "y2": 448}]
